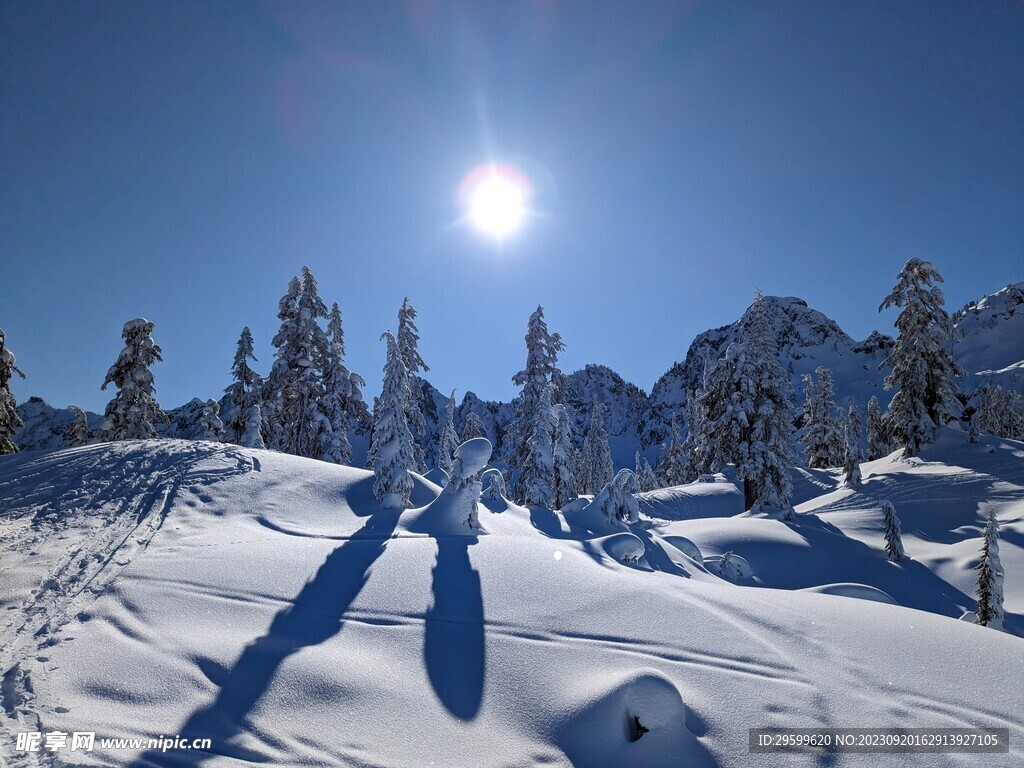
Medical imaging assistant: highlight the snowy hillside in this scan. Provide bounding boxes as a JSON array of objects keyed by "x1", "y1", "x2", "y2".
[
  {"x1": 954, "y1": 282, "x2": 1024, "y2": 390},
  {"x1": 1, "y1": 437, "x2": 1021, "y2": 767}
]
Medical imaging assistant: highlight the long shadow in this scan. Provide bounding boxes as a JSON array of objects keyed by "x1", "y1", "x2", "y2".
[
  {"x1": 423, "y1": 536, "x2": 485, "y2": 721},
  {"x1": 131, "y1": 509, "x2": 401, "y2": 767}
]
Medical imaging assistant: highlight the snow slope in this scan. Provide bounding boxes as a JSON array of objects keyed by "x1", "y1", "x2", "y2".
[{"x1": 1, "y1": 439, "x2": 1021, "y2": 767}]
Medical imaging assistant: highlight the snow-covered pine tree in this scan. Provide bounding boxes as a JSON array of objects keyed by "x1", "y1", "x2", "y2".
[
  {"x1": 879, "y1": 259, "x2": 963, "y2": 457},
  {"x1": 968, "y1": 410, "x2": 980, "y2": 443},
  {"x1": 678, "y1": 390, "x2": 700, "y2": 483},
  {"x1": 698, "y1": 292, "x2": 795, "y2": 514},
  {"x1": 552, "y1": 403, "x2": 577, "y2": 509},
  {"x1": 224, "y1": 327, "x2": 262, "y2": 445},
  {"x1": 97, "y1": 319, "x2": 168, "y2": 442},
  {"x1": 0, "y1": 329, "x2": 26, "y2": 455},
  {"x1": 579, "y1": 399, "x2": 614, "y2": 494},
  {"x1": 438, "y1": 389, "x2": 461, "y2": 476},
  {"x1": 598, "y1": 468, "x2": 640, "y2": 525},
  {"x1": 481, "y1": 467, "x2": 507, "y2": 502},
  {"x1": 461, "y1": 411, "x2": 487, "y2": 442},
  {"x1": 841, "y1": 403, "x2": 864, "y2": 488},
  {"x1": 638, "y1": 456, "x2": 659, "y2": 492},
  {"x1": 659, "y1": 412, "x2": 687, "y2": 487},
  {"x1": 242, "y1": 403, "x2": 266, "y2": 449},
  {"x1": 974, "y1": 509, "x2": 1004, "y2": 629},
  {"x1": 506, "y1": 306, "x2": 565, "y2": 500},
  {"x1": 880, "y1": 500, "x2": 904, "y2": 563},
  {"x1": 370, "y1": 331, "x2": 418, "y2": 508},
  {"x1": 67, "y1": 405, "x2": 90, "y2": 447},
  {"x1": 520, "y1": 383, "x2": 558, "y2": 507},
  {"x1": 976, "y1": 385, "x2": 1024, "y2": 440},
  {"x1": 396, "y1": 297, "x2": 428, "y2": 470},
  {"x1": 264, "y1": 268, "x2": 334, "y2": 459},
  {"x1": 866, "y1": 395, "x2": 889, "y2": 460},
  {"x1": 201, "y1": 399, "x2": 225, "y2": 442},
  {"x1": 320, "y1": 302, "x2": 366, "y2": 465},
  {"x1": 800, "y1": 367, "x2": 845, "y2": 468}
]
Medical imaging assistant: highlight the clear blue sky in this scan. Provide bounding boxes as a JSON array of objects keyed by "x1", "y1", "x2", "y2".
[{"x1": 2, "y1": 1, "x2": 1022, "y2": 412}]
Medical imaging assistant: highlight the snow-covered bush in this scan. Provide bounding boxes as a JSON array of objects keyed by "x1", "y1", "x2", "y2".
[
  {"x1": 597, "y1": 468, "x2": 640, "y2": 525},
  {"x1": 241, "y1": 403, "x2": 266, "y2": 449},
  {"x1": 200, "y1": 399, "x2": 224, "y2": 442},
  {"x1": 67, "y1": 405, "x2": 90, "y2": 447},
  {"x1": 481, "y1": 467, "x2": 507, "y2": 502},
  {"x1": 97, "y1": 318, "x2": 168, "y2": 442}
]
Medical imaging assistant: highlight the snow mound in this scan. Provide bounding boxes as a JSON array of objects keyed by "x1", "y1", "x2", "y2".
[
  {"x1": 402, "y1": 438, "x2": 492, "y2": 536},
  {"x1": 661, "y1": 535, "x2": 703, "y2": 563},
  {"x1": 799, "y1": 583, "x2": 899, "y2": 605},
  {"x1": 598, "y1": 532, "x2": 647, "y2": 564}
]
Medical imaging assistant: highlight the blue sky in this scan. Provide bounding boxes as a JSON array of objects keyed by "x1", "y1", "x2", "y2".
[{"x1": 2, "y1": 1, "x2": 1022, "y2": 412}]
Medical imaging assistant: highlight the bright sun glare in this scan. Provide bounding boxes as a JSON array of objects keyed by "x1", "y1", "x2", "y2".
[{"x1": 460, "y1": 164, "x2": 530, "y2": 240}]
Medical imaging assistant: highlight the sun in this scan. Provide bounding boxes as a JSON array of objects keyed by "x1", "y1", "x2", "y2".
[{"x1": 459, "y1": 164, "x2": 531, "y2": 240}]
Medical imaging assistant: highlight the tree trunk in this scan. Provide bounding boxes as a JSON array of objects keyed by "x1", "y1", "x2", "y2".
[{"x1": 743, "y1": 479, "x2": 758, "y2": 512}]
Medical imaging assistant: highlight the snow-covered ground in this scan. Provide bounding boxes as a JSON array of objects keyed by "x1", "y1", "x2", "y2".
[{"x1": 1, "y1": 435, "x2": 1021, "y2": 767}]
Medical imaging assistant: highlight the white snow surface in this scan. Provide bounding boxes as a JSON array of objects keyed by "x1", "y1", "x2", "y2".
[{"x1": 1, "y1": 436, "x2": 1022, "y2": 767}]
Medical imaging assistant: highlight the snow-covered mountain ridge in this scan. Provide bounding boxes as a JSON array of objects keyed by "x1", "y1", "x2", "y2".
[{"x1": 14, "y1": 283, "x2": 1023, "y2": 464}]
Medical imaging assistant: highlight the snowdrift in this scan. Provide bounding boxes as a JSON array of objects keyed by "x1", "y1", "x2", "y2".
[{"x1": 1, "y1": 439, "x2": 1021, "y2": 767}]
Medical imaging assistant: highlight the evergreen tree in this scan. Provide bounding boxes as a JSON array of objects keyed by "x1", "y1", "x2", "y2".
[
  {"x1": 482, "y1": 467, "x2": 508, "y2": 502},
  {"x1": 97, "y1": 318, "x2": 168, "y2": 442},
  {"x1": 579, "y1": 399, "x2": 614, "y2": 494},
  {"x1": 241, "y1": 404, "x2": 267, "y2": 449},
  {"x1": 552, "y1": 403, "x2": 577, "y2": 509},
  {"x1": 520, "y1": 383, "x2": 558, "y2": 507},
  {"x1": 697, "y1": 293, "x2": 795, "y2": 514},
  {"x1": 396, "y1": 298, "x2": 428, "y2": 470},
  {"x1": 201, "y1": 399, "x2": 225, "y2": 441},
  {"x1": 968, "y1": 410, "x2": 980, "y2": 443},
  {"x1": 224, "y1": 327, "x2": 262, "y2": 445},
  {"x1": 438, "y1": 390, "x2": 460, "y2": 476},
  {"x1": 634, "y1": 452, "x2": 659, "y2": 492},
  {"x1": 842, "y1": 404, "x2": 864, "y2": 488},
  {"x1": 320, "y1": 302, "x2": 365, "y2": 465},
  {"x1": 800, "y1": 367, "x2": 845, "y2": 468},
  {"x1": 0, "y1": 328, "x2": 26, "y2": 455},
  {"x1": 597, "y1": 469, "x2": 640, "y2": 525},
  {"x1": 974, "y1": 509, "x2": 1004, "y2": 629},
  {"x1": 660, "y1": 413, "x2": 687, "y2": 486},
  {"x1": 879, "y1": 259, "x2": 963, "y2": 456},
  {"x1": 678, "y1": 390, "x2": 700, "y2": 483},
  {"x1": 866, "y1": 395, "x2": 889, "y2": 460},
  {"x1": 264, "y1": 268, "x2": 334, "y2": 459},
  {"x1": 506, "y1": 306, "x2": 564, "y2": 500},
  {"x1": 976, "y1": 385, "x2": 1024, "y2": 440},
  {"x1": 881, "y1": 500, "x2": 904, "y2": 563},
  {"x1": 67, "y1": 405, "x2": 90, "y2": 447},
  {"x1": 461, "y1": 411, "x2": 487, "y2": 442},
  {"x1": 370, "y1": 331, "x2": 418, "y2": 508}
]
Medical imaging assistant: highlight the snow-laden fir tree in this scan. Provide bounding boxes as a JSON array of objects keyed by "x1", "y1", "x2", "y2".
[
  {"x1": 438, "y1": 390, "x2": 461, "y2": 476},
  {"x1": 879, "y1": 259, "x2": 963, "y2": 457},
  {"x1": 635, "y1": 452, "x2": 659, "y2": 492},
  {"x1": 461, "y1": 411, "x2": 487, "y2": 442},
  {"x1": 841, "y1": 404, "x2": 864, "y2": 488},
  {"x1": 0, "y1": 328, "x2": 26, "y2": 455},
  {"x1": 520, "y1": 383, "x2": 558, "y2": 507},
  {"x1": 800, "y1": 367, "x2": 845, "y2": 468},
  {"x1": 597, "y1": 468, "x2": 639, "y2": 525},
  {"x1": 97, "y1": 319, "x2": 168, "y2": 442},
  {"x1": 976, "y1": 385, "x2": 1024, "y2": 440},
  {"x1": 263, "y1": 268, "x2": 334, "y2": 459},
  {"x1": 659, "y1": 413, "x2": 688, "y2": 487},
  {"x1": 578, "y1": 399, "x2": 614, "y2": 494},
  {"x1": 369, "y1": 331, "x2": 418, "y2": 508},
  {"x1": 320, "y1": 302, "x2": 366, "y2": 465},
  {"x1": 866, "y1": 395, "x2": 890, "y2": 460},
  {"x1": 968, "y1": 411, "x2": 980, "y2": 443},
  {"x1": 552, "y1": 403, "x2": 577, "y2": 509},
  {"x1": 678, "y1": 390, "x2": 701, "y2": 483},
  {"x1": 201, "y1": 399, "x2": 225, "y2": 441},
  {"x1": 880, "y1": 500, "x2": 904, "y2": 562},
  {"x1": 506, "y1": 306, "x2": 564, "y2": 500},
  {"x1": 242, "y1": 403, "x2": 266, "y2": 449},
  {"x1": 224, "y1": 327, "x2": 262, "y2": 445},
  {"x1": 396, "y1": 297, "x2": 428, "y2": 470},
  {"x1": 974, "y1": 509, "x2": 1004, "y2": 629},
  {"x1": 67, "y1": 405, "x2": 90, "y2": 447},
  {"x1": 697, "y1": 292, "x2": 796, "y2": 514}
]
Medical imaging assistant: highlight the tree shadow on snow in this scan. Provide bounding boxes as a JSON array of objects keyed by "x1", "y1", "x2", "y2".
[
  {"x1": 424, "y1": 536, "x2": 485, "y2": 720},
  {"x1": 130, "y1": 508, "x2": 402, "y2": 767}
]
